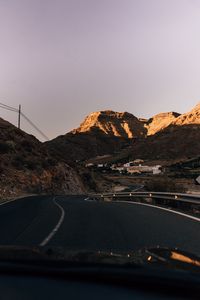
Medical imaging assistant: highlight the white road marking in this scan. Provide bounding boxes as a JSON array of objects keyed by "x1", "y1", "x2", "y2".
[
  {"x1": 40, "y1": 197, "x2": 65, "y2": 246},
  {"x1": 0, "y1": 195, "x2": 32, "y2": 206},
  {"x1": 132, "y1": 185, "x2": 144, "y2": 192},
  {"x1": 116, "y1": 201, "x2": 200, "y2": 223},
  {"x1": 84, "y1": 197, "x2": 96, "y2": 202},
  {"x1": 0, "y1": 198, "x2": 19, "y2": 206}
]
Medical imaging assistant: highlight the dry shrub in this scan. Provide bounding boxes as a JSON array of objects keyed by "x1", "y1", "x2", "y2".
[{"x1": 145, "y1": 176, "x2": 186, "y2": 193}]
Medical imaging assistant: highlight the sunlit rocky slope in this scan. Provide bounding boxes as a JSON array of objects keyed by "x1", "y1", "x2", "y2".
[{"x1": 72, "y1": 110, "x2": 146, "y2": 138}]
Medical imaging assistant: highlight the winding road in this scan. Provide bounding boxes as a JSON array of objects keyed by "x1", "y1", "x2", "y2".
[{"x1": 0, "y1": 195, "x2": 199, "y2": 255}]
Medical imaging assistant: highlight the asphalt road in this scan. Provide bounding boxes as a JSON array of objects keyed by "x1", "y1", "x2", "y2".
[{"x1": 0, "y1": 195, "x2": 199, "y2": 255}]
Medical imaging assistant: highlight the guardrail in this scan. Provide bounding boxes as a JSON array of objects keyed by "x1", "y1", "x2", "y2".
[{"x1": 89, "y1": 191, "x2": 200, "y2": 216}]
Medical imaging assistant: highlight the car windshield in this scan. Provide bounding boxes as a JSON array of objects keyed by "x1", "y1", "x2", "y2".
[{"x1": 0, "y1": 0, "x2": 200, "y2": 279}]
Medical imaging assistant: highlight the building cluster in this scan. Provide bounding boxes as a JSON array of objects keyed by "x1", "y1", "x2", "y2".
[{"x1": 85, "y1": 159, "x2": 162, "y2": 175}]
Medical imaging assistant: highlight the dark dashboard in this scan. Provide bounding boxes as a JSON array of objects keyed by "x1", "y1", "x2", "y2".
[
  {"x1": 0, "y1": 246, "x2": 199, "y2": 299},
  {"x1": 0, "y1": 261, "x2": 199, "y2": 300}
]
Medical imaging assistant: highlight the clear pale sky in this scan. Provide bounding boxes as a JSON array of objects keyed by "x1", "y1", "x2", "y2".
[{"x1": 0, "y1": 0, "x2": 200, "y2": 140}]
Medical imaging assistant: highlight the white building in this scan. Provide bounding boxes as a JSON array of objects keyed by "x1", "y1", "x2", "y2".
[
  {"x1": 152, "y1": 165, "x2": 162, "y2": 175},
  {"x1": 97, "y1": 164, "x2": 104, "y2": 168}
]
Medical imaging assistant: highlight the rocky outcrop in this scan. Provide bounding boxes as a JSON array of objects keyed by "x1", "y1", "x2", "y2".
[
  {"x1": 172, "y1": 103, "x2": 200, "y2": 126},
  {"x1": 145, "y1": 112, "x2": 180, "y2": 135},
  {"x1": 72, "y1": 110, "x2": 146, "y2": 138}
]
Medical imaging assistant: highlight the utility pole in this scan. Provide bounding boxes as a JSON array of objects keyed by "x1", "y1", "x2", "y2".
[{"x1": 18, "y1": 104, "x2": 21, "y2": 129}]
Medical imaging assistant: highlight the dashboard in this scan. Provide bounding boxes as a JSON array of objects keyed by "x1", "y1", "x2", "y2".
[{"x1": 0, "y1": 274, "x2": 182, "y2": 300}]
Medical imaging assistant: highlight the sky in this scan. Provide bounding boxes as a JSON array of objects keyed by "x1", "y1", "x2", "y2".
[{"x1": 0, "y1": 0, "x2": 200, "y2": 141}]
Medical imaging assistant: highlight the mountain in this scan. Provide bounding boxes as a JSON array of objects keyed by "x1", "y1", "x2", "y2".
[
  {"x1": 46, "y1": 110, "x2": 144, "y2": 162},
  {"x1": 119, "y1": 103, "x2": 200, "y2": 162},
  {"x1": 46, "y1": 104, "x2": 200, "y2": 164},
  {"x1": 145, "y1": 112, "x2": 180, "y2": 135},
  {"x1": 0, "y1": 117, "x2": 84, "y2": 199},
  {"x1": 172, "y1": 103, "x2": 200, "y2": 126},
  {"x1": 73, "y1": 110, "x2": 146, "y2": 138}
]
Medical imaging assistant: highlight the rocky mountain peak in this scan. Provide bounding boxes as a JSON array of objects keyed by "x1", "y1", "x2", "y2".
[
  {"x1": 145, "y1": 112, "x2": 180, "y2": 135},
  {"x1": 72, "y1": 110, "x2": 146, "y2": 138},
  {"x1": 191, "y1": 102, "x2": 200, "y2": 111},
  {"x1": 173, "y1": 102, "x2": 200, "y2": 125}
]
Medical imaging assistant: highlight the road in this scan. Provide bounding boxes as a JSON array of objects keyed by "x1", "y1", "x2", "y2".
[{"x1": 0, "y1": 195, "x2": 199, "y2": 255}]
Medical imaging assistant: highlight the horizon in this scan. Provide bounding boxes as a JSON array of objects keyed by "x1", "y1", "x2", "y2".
[
  {"x1": 0, "y1": 101, "x2": 199, "y2": 141},
  {"x1": 1, "y1": 0, "x2": 200, "y2": 140}
]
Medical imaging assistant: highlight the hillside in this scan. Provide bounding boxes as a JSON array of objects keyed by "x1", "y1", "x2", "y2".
[
  {"x1": 46, "y1": 130, "x2": 130, "y2": 162},
  {"x1": 120, "y1": 123, "x2": 200, "y2": 162},
  {"x1": 0, "y1": 117, "x2": 84, "y2": 198}
]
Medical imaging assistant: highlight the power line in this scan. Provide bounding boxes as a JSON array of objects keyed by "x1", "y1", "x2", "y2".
[
  {"x1": 0, "y1": 102, "x2": 49, "y2": 141},
  {"x1": 0, "y1": 104, "x2": 18, "y2": 113},
  {"x1": 0, "y1": 105, "x2": 18, "y2": 113},
  {"x1": 21, "y1": 112, "x2": 49, "y2": 141},
  {"x1": 0, "y1": 102, "x2": 18, "y2": 112}
]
